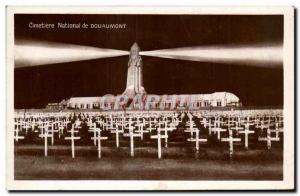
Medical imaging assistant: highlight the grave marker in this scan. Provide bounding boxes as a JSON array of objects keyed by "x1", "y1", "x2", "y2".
[
  {"x1": 111, "y1": 123, "x2": 124, "y2": 147},
  {"x1": 151, "y1": 128, "x2": 168, "y2": 159},
  {"x1": 65, "y1": 125, "x2": 81, "y2": 158},
  {"x1": 238, "y1": 124, "x2": 254, "y2": 149},
  {"x1": 39, "y1": 128, "x2": 52, "y2": 157},
  {"x1": 91, "y1": 128, "x2": 108, "y2": 159},
  {"x1": 258, "y1": 128, "x2": 280, "y2": 150},
  {"x1": 123, "y1": 126, "x2": 141, "y2": 157},
  {"x1": 221, "y1": 129, "x2": 241, "y2": 159},
  {"x1": 187, "y1": 128, "x2": 207, "y2": 151},
  {"x1": 14, "y1": 127, "x2": 24, "y2": 142}
]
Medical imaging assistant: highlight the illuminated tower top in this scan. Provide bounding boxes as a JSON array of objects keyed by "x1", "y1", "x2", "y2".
[{"x1": 130, "y1": 42, "x2": 140, "y2": 55}]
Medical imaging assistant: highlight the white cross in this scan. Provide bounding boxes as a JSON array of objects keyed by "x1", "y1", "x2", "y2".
[
  {"x1": 108, "y1": 119, "x2": 117, "y2": 132},
  {"x1": 147, "y1": 118, "x2": 157, "y2": 133},
  {"x1": 14, "y1": 127, "x2": 24, "y2": 142},
  {"x1": 254, "y1": 116, "x2": 260, "y2": 127},
  {"x1": 223, "y1": 118, "x2": 235, "y2": 128},
  {"x1": 88, "y1": 123, "x2": 98, "y2": 146},
  {"x1": 96, "y1": 119, "x2": 104, "y2": 128},
  {"x1": 276, "y1": 116, "x2": 283, "y2": 127},
  {"x1": 258, "y1": 128, "x2": 280, "y2": 150},
  {"x1": 159, "y1": 121, "x2": 173, "y2": 148},
  {"x1": 221, "y1": 130, "x2": 241, "y2": 159},
  {"x1": 91, "y1": 128, "x2": 108, "y2": 159},
  {"x1": 123, "y1": 127, "x2": 141, "y2": 157},
  {"x1": 136, "y1": 123, "x2": 149, "y2": 141},
  {"x1": 23, "y1": 121, "x2": 31, "y2": 135},
  {"x1": 214, "y1": 117, "x2": 221, "y2": 128},
  {"x1": 151, "y1": 128, "x2": 168, "y2": 159},
  {"x1": 184, "y1": 127, "x2": 196, "y2": 139},
  {"x1": 58, "y1": 123, "x2": 65, "y2": 139},
  {"x1": 208, "y1": 119, "x2": 212, "y2": 135},
  {"x1": 187, "y1": 128, "x2": 207, "y2": 151},
  {"x1": 270, "y1": 122, "x2": 283, "y2": 139},
  {"x1": 38, "y1": 122, "x2": 48, "y2": 137},
  {"x1": 39, "y1": 128, "x2": 52, "y2": 157},
  {"x1": 212, "y1": 127, "x2": 227, "y2": 140},
  {"x1": 218, "y1": 117, "x2": 225, "y2": 127},
  {"x1": 106, "y1": 116, "x2": 115, "y2": 131},
  {"x1": 124, "y1": 117, "x2": 133, "y2": 130},
  {"x1": 201, "y1": 118, "x2": 209, "y2": 128},
  {"x1": 47, "y1": 122, "x2": 58, "y2": 145},
  {"x1": 111, "y1": 123, "x2": 124, "y2": 148},
  {"x1": 65, "y1": 125, "x2": 81, "y2": 158},
  {"x1": 256, "y1": 123, "x2": 269, "y2": 134},
  {"x1": 231, "y1": 123, "x2": 244, "y2": 135},
  {"x1": 238, "y1": 124, "x2": 254, "y2": 149},
  {"x1": 186, "y1": 120, "x2": 197, "y2": 138},
  {"x1": 53, "y1": 119, "x2": 60, "y2": 130}
]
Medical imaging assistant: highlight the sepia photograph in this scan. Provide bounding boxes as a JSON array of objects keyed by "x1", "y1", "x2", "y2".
[{"x1": 6, "y1": 6, "x2": 294, "y2": 190}]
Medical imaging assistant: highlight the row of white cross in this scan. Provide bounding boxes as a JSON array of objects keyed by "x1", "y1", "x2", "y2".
[
  {"x1": 186, "y1": 113, "x2": 283, "y2": 158},
  {"x1": 14, "y1": 110, "x2": 283, "y2": 159}
]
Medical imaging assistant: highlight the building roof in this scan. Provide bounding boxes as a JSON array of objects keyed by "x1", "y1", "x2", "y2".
[{"x1": 66, "y1": 92, "x2": 240, "y2": 104}]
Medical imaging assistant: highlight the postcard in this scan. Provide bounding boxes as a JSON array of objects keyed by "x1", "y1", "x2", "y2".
[{"x1": 6, "y1": 6, "x2": 294, "y2": 190}]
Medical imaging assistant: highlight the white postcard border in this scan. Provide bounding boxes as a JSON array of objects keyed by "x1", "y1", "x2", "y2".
[{"x1": 6, "y1": 6, "x2": 294, "y2": 190}]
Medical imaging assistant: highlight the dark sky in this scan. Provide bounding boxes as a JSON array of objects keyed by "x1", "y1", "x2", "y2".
[{"x1": 14, "y1": 14, "x2": 283, "y2": 108}]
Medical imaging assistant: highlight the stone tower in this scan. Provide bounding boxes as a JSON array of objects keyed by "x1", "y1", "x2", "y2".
[{"x1": 123, "y1": 43, "x2": 146, "y2": 98}]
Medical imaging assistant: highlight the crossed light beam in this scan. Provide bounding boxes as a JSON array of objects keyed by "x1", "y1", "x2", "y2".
[
  {"x1": 14, "y1": 40, "x2": 129, "y2": 68},
  {"x1": 140, "y1": 44, "x2": 283, "y2": 68},
  {"x1": 15, "y1": 40, "x2": 283, "y2": 68}
]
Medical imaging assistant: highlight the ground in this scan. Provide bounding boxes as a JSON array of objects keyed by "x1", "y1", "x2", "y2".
[{"x1": 14, "y1": 144, "x2": 283, "y2": 180}]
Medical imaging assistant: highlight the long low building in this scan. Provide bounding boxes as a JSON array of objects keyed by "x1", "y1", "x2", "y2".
[{"x1": 54, "y1": 92, "x2": 241, "y2": 110}]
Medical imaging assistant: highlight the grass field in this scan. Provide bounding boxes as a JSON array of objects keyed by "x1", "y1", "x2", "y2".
[{"x1": 15, "y1": 144, "x2": 283, "y2": 180}]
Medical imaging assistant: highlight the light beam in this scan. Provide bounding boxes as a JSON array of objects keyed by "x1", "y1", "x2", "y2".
[
  {"x1": 15, "y1": 40, "x2": 129, "y2": 68},
  {"x1": 140, "y1": 44, "x2": 283, "y2": 68}
]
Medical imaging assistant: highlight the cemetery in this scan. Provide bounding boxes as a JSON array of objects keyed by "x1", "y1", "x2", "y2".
[
  {"x1": 13, "y1": 40, "x2": 285, "y2": 180},
  {"x1": 9, "y1": 11, "x2": 293, "y2": 191},
  {"x1": 14, "y1": 109, "x2": 283, "y2": 180}
]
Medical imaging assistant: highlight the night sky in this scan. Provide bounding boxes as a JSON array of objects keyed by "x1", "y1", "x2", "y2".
[{"x1": 14, "y1": 14, "x2": 283, "y2": 109}]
